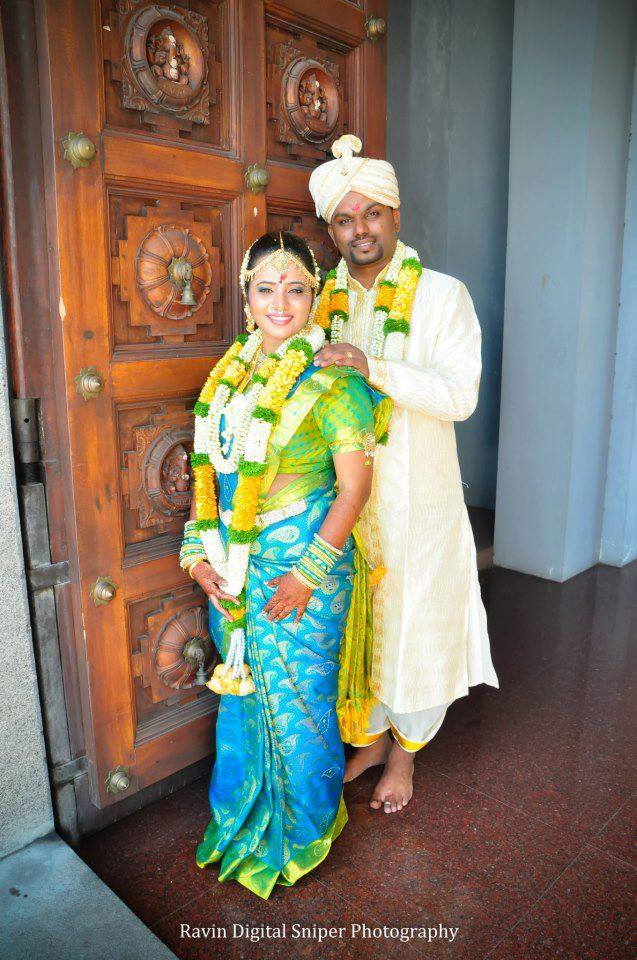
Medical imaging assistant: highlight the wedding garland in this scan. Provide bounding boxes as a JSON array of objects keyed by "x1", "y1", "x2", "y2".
[
  {"x1": 190, "y1": 322, "x2": 325, "y2": 694},
  {"x1": 313, "y1": 239, "x2": 422, "y2": 360}
]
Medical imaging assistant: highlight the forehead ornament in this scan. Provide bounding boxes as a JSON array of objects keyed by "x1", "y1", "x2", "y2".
[{"x1": 239, "y1": 232, "x2": 320, "y2": 295}]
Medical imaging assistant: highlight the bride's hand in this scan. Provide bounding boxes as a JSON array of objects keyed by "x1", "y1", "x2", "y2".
[
  {"x1": 265, "y1": 573, "x2": 313, "y2": 624},
  {"x1": 191, "y1": 561, "x2": 235, "y2": 621}
]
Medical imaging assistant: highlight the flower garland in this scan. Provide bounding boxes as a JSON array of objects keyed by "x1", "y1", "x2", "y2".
[
  {"x1": 190, "y1": 323, "x2": 325, "y2": 693},
  {"x1": 314, "y1": 239, "x2": 422, "y2": 360},
  {"x1": 192, "y1": 323, "x2": 325, "y2": 595}
]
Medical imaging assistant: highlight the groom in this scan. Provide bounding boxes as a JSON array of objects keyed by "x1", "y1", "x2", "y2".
[{"x1": 308, "y1": 136, "x2": 498, "y2": 814}]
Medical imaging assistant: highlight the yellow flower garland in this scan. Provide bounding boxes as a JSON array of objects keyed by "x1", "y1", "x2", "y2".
[
  {"x1": 196, "y1": 333, "x2": 325, "y2": 558},
  {"x1": 189, "y1": 325, "x2": 324, "y2": 696},
  {"x1": 313, "y1": 274, "x2": 336, "y2": 332},
  {"x1": 315, "y1": 240, "x2": 422, "y2": 356}
]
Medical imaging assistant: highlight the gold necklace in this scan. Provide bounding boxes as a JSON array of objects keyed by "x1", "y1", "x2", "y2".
[{"x1": 251, "y1": 349, "x2": 270, "y2": 373}]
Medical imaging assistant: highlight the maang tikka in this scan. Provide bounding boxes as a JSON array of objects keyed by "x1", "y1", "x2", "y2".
[{"x1": 239, "y1": 232, "x2": 320, "y2": 295}]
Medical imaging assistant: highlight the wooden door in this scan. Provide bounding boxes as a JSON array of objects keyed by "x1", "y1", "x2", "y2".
[{"x1": 30, "y1": 0, "x2": 387, "y2": 818}]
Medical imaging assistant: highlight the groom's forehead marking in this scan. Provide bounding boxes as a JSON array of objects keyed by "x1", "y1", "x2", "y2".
[{"x1": 334, "y1": 195, "x2": 377, "y2": 217}]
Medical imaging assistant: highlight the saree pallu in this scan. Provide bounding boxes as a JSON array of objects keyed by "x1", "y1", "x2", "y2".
[{"x1": 195, "y1": 478, "x2": 354, "y2": 899}]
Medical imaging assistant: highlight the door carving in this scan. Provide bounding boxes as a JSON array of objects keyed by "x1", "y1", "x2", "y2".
[
  {"x1": 20, "y1": 0, "x2": 386, "y2": 825},
  {"x1": 120, "y1": 3, "x2": 211, "y2": 125}
]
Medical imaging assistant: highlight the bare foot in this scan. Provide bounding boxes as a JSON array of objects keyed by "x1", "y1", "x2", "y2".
[
  {"x1": 369, "y1": 741, "x2": 414, "y2": 813},
  {"x1": 344, "y1": 732, "x2": 392, "y2": 783}
]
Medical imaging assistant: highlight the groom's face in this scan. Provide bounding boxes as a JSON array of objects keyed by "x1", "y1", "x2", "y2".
[{"x1": 328, "y1": 191, "x2": 400, "y2": 267}]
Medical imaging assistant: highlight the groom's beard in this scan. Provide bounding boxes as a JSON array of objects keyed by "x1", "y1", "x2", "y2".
[{"x1": 347, "y1": 238, "x2": 384, "y2": 265}]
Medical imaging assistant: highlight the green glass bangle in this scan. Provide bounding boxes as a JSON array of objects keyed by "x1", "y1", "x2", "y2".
[{"x1": 293, "y1": 532, "x2": 343, "y2": 587}]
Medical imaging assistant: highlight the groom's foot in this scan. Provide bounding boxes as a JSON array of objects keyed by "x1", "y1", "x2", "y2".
[
  {"x1": 369, "y1": 740, "x2": 415, "y2": 813},
  {"x1": 344, "y1": 731, "x2": 392, "y2": 782}
]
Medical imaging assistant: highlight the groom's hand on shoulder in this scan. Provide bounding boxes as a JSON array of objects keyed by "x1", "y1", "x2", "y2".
[{"x1": 313, "y1": 343, "x2": 369, "y2": 378}]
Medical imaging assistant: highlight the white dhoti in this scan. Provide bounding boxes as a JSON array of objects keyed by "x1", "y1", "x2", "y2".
[{"x1": 353, "y1": 700, "x2": 450, "y2": 753}]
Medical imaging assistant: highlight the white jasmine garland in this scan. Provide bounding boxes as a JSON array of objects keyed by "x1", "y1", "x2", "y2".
[
  {"x1": 193, "y1": 321, "x2": 326, "y2": 609},
  {"x1": 330, "y1": 239, "x2": 421, "y2": 361},
  {"x1": 383, "y1": 331, "x2": 405, "y2": 361}
]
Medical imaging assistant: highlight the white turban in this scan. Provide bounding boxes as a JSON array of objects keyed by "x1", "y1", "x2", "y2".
[{"x1": 308, "y1": 135, "x2": 400, "y2": 223}]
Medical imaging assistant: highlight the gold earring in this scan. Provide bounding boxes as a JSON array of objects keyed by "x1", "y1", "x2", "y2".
[{"x1": 244, "y1": 303, "x2": 256, "y2": 333}]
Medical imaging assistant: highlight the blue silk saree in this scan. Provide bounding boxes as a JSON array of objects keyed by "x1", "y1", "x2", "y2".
[{"x1": 195, "y1": 366, "x2": 391, "y2": 899}]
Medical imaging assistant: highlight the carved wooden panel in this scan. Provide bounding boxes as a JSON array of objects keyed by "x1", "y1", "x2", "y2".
[
  {"x1": 101, "y1": 0, "x2": 226, "y2": 146},
  {"x1": 120, "y1": 216, "x2": 217, "y2": 337},
  {"x1": 268, "y1": 210, "x2": 339, "y2": 273},
  {"x1": 129, "y1": 584, "x2": 218, "y2": 725},
  {"x1": 266, "y1": 22, "x2": 350, "y2": 165},
  {"x1": 108, "y1": 192, "x2": 235, "y2": 358},
  {"x1": 119, "y1": 398, "x2": 197, "y2": 562}
]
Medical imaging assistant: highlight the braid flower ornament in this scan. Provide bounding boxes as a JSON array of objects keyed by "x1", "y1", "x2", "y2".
[{"x1": 313, "y1": 239, "x2": 422, "y2": 359}]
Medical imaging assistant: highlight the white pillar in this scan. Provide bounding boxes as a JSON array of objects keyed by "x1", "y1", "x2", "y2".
[
  {"x1": 601, "y1": 61, "x2": 637, "y2": 567},
  {"x1": 494, "y1": 0, "x2": 637, "y2": 580}
]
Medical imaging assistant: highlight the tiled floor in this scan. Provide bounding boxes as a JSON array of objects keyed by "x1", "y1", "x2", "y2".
[{"x1": 77, "y1": 562, "x2": 637, "y2": 960}]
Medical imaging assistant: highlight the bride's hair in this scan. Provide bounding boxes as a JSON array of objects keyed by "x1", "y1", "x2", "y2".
[{"x1": 242, "y1": 230, "x2": 318, "y2": 296}]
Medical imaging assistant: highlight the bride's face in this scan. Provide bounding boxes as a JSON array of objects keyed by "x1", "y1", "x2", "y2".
[{"x1": 247, "y1": 258, "x2": 314, "y2": 346}]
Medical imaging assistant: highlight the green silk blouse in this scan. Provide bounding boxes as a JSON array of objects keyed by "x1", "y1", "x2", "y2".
[
  {"x1": 278, "y1": 372, "x2": 375, "y2": 473},
  {"x1": 260, "y1": 368, "x2": 377, "y2": 512}
]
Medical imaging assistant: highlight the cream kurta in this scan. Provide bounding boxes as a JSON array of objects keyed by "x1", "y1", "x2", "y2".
[{"x1": 343, "y1": 264, "x2": 499, "y2": 713}]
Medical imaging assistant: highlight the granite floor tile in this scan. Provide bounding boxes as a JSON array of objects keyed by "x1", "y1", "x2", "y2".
[
  {"x1": 319, "y1": 766, "x2": 585, "y2": 910},
  {"x1": 78, "y1": 823, "x2": 213, "y2": 928},
  {"x1": 78, "y1": 773, "x2": 366, "y2": 931},
  {"x1": 484, "y1": 564, "x2": 636, "y2": 692},
  {"x1": 151, "y1": 873, "x2": 421, "y2": 960},
  {"x1": 79, "y1": 776, "x2": 210, "y2": 868},
  {"x1": 486, "y1": 846, "x2": 636, "y2": 960},
  {"x1": 484, "y1": 567, "x2": 600, "y2": 681},
  {"x1": 425, "y1": 672, "x2": 636, "y2": 839},
  {"x1": 587, "y1": 795, "x2": 637, "y2": 869},
  {"x1": 315, "y1": 883, "x2": 512, "y2": 960}
]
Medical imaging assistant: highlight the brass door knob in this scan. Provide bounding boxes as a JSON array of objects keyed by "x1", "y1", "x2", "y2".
[
  {"x1": 365, "y1": 15, "x2": 387, "y2": 39},
  {"x1": 75, "y1": 367, "x2": 104, "y2": 400},
  {"x1": 245, "y1": 163, "x2": 269, "y2": 194},
  {"x1": 105, "y1": 765, "x2": 130, "y2": 795},
  {"x1": 90, "y1": 576, "x2": 117, "y2": 606},
  {"x1": 62, "y1": 131, "x2": 97, "y2": 169}
]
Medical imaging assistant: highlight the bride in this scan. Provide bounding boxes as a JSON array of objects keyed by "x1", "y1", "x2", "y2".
[{"x1": 179, "y1": 231, "x2": 391, "y2": 899}]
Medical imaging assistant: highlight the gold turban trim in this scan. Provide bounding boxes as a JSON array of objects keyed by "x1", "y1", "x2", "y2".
[{"x1": 308, "y1": 135, "x2": 400, "y2": 223}]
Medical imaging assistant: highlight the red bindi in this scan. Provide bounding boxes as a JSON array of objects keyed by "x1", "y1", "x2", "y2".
[
  {"x1": 352, "y1": 202, "x2": 361, "y2": 211},
  {"x1": 277, "y1": 272, "x2": 287, "y2": 284}
]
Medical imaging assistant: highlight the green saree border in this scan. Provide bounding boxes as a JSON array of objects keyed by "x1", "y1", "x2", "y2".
[{"x1": 195, "y1": 795, "x2": 348, "y2": 900}]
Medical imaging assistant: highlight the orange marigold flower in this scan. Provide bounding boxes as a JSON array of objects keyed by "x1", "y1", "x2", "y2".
[
  {"x1": 314, "y1": 281, "x2": 335, "y2": 329},
  {"x1": 233, "y1": 476, "x2": 261, "y2": 530},
  {"x1": 376, "y1": 285, "x2": 396, "y2": 310},
  {"x1": 331, "y1": 290, "x2": 349, "y2": 313},
  {"x1": 194, "y1": 464, "x2": 218, "y2": 521}
]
